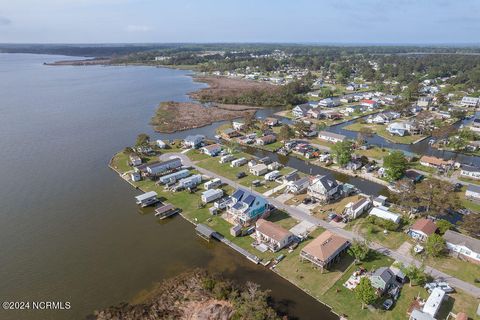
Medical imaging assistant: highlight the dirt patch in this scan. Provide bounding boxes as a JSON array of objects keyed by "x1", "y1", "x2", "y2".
[{"x1": 150, "y1": 101, "x2": 257, "y2": 133}]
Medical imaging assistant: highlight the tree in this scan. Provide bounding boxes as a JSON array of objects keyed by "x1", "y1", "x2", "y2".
[
  {"x1": 357, "y1": 127, "x2": 373, "y2": 145},
  {"x1": 293, "y1": 121, "x2": 310, "y2": 137},
  {"x1": 435, "y1": 219, "x2": 452, "y2": 235},
  {"x1": 278, "y1": 124, "x2": 294, "y2": 141},
  {"x1": 416, "y1": 178, "x2": 461, "y2": 216},
  {"x1": 348, "y1": 241, "x2": 370, "y2": 263},
  {"x1": 383, "y1": 151, "x2": 407, "y2": 181},
  {"x1": 331, "y1": 140, "x2": 353, "y2": 167},
  {"x1": 460, "y1": 214, "x2": 480, "y2": 238},
  {"x1": 243, "y1": 113, "x2": 256, "y2": 131},
  {"x1": 135, "y1": 133, "x2": 150, "y2": 146},
  {"x1": 425, "y1": 234, "x2": 446, "y2": 257},
  {"x1": 435, "y1": 92, "x2": 446, "y2": 106},
  {"x1": 355, "y1": 277, "x2": 377, "y2": 309},
  {"x1": 403, "y1": 264, "x2": 427, "y2": 287}
]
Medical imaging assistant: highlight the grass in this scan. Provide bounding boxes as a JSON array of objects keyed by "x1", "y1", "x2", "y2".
[
  {"x1": 422, "y1": 254, "x2": 480, "y2": 288},
  {"x1": 186, "y1": 149, "x2": 211, "y2": 162},
  {"x1": 458, "y1": 176, "x2": 480, "y2": 186},
  {"x1": 458, "y1": 186, "x2": 480, "y2": 212},
  {"x1": 355, "y1": 147, "x2": 391, "y2": 160},
  {"x1": 265, "y1": 209, "x2": 299, "y2": 230},
  {"x1": 408, "y1": 161, "x2": 437, "y2": 175},
  {"x1": 344, "y1": 122, "x2": 427, "y2": 145}
]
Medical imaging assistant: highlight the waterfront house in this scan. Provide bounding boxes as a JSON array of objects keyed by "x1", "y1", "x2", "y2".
[
  {"x1": 158, "y1": 169, "x2": 190, "y2": 185},
  {"x1": 300, "y1": 230, "x2": 350, "y2": 272},
  {"x1": 222, "y1": 128, "x2": 240, "y2": 140},
  {"x1": 135, "y1": 191, "x2": 158, "y2": 207},
  {"x1": 287, "y1": 176, "x2": 311, "y2": 194},
  {"x1": 232, "y1": 121, "x2": 245, "y2": 131},
  {"x1": 369, "y1": 267, "x2": 395, "y2": 293},
  {"x1": 250, "y1": 163, "x2": 268, "y2": 176},
  {"x1": 177, "y1": 174, "x2": 202, "y2": 189},
  {"x1": 146, "y1": 158, "x2": 182, "y2": 176},
  {"x1": 307, "y1": 108, "x2": 323, "y2": 119},
  {"x1": 292, "y1": 104, "x2": 311, "y2": 118},
  {"x1": 317, "y1": 131, "x2": 346, "y2": 144},
  {"x1": 373, "y1": 195, "x2": 387, "y2": 207},
  {"x1": 201, "y1": 143, "x2": 222, "y2": 156},
  {"x1": 183, "y1": 135, "x2": 205, "y2": 149},
  {"x1": 129, "y1": 154, "x2": 142, "y2": 166},
  {"x1": 369, "y1": 207, "x2": 401, "y2": 224},
  {"x1": 360, "y1": 99, "x2": 378, "y2": 109},
  {"x1": 344, "y1": 197, "x2": 371, "y2": 219},
  {"x1": 201, "y1": 189, "x2": 224, "y2": 204},
  {"x1": 255, "y1": 219, "x2": 295, "y2": 252},
  {"x1": 130, "y1": 172, "x2": 141, "y2": 182},
  {"x1": 226, "y1": 189, "x2": 270, "y2": 225},
  {"x1": 318, "y1": 97, "x2": 339, "y2": 108},
  {"x1": 345, "y1": 105, "x2": 365, "y2": 114},
  {"x1": 307, "y1": 175, "x2": 339, "y2": 203},
  {"x1": 461, "y1": 96, "x2": 480, "y2": 107},
  {"x1": 419, "y1": 155, "x2": 452, "y2": 169},
  {"x1": 408, "y1": 218, "x2": 437, "y2": 242},
  {"x1": 444, "y1": 230, "x2": 480, "y2": 264},
  {"x1": 387, "y1": 121, "x2": 418, "y2": 136},
  {"x1": 264, "y1": 117, "x2": 279, "y2": 127},
  {"x1": 256, "y1": 134, "x2": 276, "y2": 146},
  {"x1": 156, "y1": 139, "x2": 167, "y2": 149},
  {"x1": 460, "y1": 164, "x2": 480, "y2": 180},
  {"x1": 465, "y1": 184, "x2": 480, "y2": 201}
]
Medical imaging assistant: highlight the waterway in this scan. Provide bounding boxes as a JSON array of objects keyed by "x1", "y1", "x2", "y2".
[{"x1": 0, "y1": 53, "x2": 337, "y2": 320}]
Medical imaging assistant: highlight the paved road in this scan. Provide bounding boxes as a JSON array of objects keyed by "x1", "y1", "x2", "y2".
[{"x1": 161, "y1": 152, "x2": 480, "y2": 298}]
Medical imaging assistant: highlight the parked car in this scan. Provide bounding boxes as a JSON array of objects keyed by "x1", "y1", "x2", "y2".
[
  {"x1": 424, "y1": 282, "x2": 454, "y2": 293},
  {"x1": 383, "y1": 299, "x2": 394, "y2": 310},
  {"x1": 327, "y1": 212, "x2": 337, "y2": 220},
  {"x1": 388, "y1": 285, "x2": 400, "y2": 300},
  {"x1": 413, "y1": 244, "x2": 424, "y2": 254},
  {"x1": 236, "y1": 172, "x2": 246, "y2": 179},
  {"x1": 333, "y1": 215, "x2": 343, "y2": 222},
  {"x1": 302, "y1": 197, "x2": 312, "y2": 204}
]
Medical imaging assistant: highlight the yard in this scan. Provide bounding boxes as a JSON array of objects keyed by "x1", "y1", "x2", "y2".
[
  {"x1": 344, "y1": 122, "x2": 427, "y2": 144},
  {"x1": 458, "y1": 186, "x2": 480, "y2": 212},
  {"x1": 423, "y1": 254, "x2": 480, "y2": 288},
  {"x1": 355, "y1": 147, "x2": 391, "y2": 160}
]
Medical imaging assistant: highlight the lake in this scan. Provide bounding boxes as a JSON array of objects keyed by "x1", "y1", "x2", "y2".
[{"x1": 0, "y1": 53, "x2": 337, "y2": 320}]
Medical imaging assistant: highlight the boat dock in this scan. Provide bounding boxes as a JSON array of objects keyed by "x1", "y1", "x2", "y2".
[{"x1": 195, "y1": 224, "x2": 260, "y2": 264}]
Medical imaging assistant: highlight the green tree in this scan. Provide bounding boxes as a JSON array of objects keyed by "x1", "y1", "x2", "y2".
[
  {"x1": 348, "y1": 241, "x2": 370, "y2": 263},
  {"x1": 278, "y1": 124, "x2": 294, "y2": 141},
  {"x1": 403, "y1": 264, "x2": 427, "y2": 287},
  {"x1": 135, "y1": 133, "x2": 150, "y2": 146},
  {"x1": 425, "y1": 234, "x2": 446, "y2": 257},
  {"x1": 293, "y1": 121, "x2": 310, "y2": 137},
  {"x1": 460, "y1": 214, "x2": 480, "y2": 238},
  {"x1": 331, "y1": 140, "x2": 353, "y2": 167},
  {"x1": 383, "y1": 151, "x2": 407, "y2": 181},
  {"x1": 435, "y1": 219, "x2": 452, "y2": 234},
  {"x1": 354, "y1": 277, "x2": 377, "y2": 309}
]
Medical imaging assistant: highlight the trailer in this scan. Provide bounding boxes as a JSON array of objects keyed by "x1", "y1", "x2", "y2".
[
  {"x1": 231, "y1": 157, "x2": 247, "y2": 167},
  {"x1": 219, "y1": 154, "x2": 235, "y2": 163},
  {"x1": 135, "y1": 191, "x2": 159, "y2": 207},
  {"x1": 265, "y1": 170, "x2": 281, "y2": 181},
  {"x1": 201, "y1": 189, "x2": 224, "y2": 204},
  {"x1": 158, "y1": 169, "x2": 190, "y2": 184},
  {"x1": 177, "y1": 174, "x2": 202, "y2": 190},
  {"x1": 204, "y1": 178, "x2": 222, "y2": 190}
]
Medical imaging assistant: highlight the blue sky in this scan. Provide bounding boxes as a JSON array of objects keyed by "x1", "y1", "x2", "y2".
[{"x1": 0, "y1": 0, "x2": 479, "y2": 44}]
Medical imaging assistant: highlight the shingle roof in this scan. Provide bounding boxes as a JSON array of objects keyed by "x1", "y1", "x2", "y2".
[
  {"x1": 372, "y1": 267, "x2": 395, "y2": 284},
  {"x1": 444, "y1": 230, "x2": 480, "y2": 252},
  {"x1": 410, "y1": 218, "x2": 437, "y2": 235},
  {"x1": 256, "y1": 219, "x2": 293, "y2": 242},
  {"x1": 301, "y1": 230, "x2": 349, "y2": 262}
]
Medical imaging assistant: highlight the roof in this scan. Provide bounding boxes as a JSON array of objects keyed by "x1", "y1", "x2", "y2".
[
  {"x1": 419, "y1": 155, "x2": 449, "y2": 166},
  {"x1": 361, "y1": 99, "x2": 376, "y2": 104},
  {"x1": 312, "y1": 174, "x2": 338, "y2": 192},
  {"x1": 292, "y1": 176, "x2": 310, "y2": 188},
  {"x1": 467, "y1": 184, "x2": 480, "y2": 194},
  {"x1": 202, "y1": 189, "x2": 223, "y2": 197},
  {"x1": 369, "y1": 207, "x2": 400, "y2": 223},
  {"x1": 256, "y1": 219, "x2": 293, "y2": 242},
  {"x1": 351, "y1": 197, "x2": 370, "y2": 211},
  {"x1": 148, "y1": 158, "x2": 181, "y2": 168},
  {"x1": 203, "y1": 143, "x2": 221, "y2": 151},
  {"x1": 410, "y1": 309, "x2": 435, "y2": 320},
  {"x1": 135, "y1": 191, "x2": 157, "y2": 201},
  {"x1": 155, "y1": 203, "x2": 175, "y2": 215},
  {"x1": 318, "y1": 130, "x2": 346, "y2": 141},
  {"x1": 371, "y1": 267, "x2": 395, "y2": 284},
  {"x1": 410, "y1": 218, "x2": 437, "y2": 235},
  {"x1": 461, "y1": 164, "x2": 480, "y2": 173},
  {"x1": 251, "y1": 163, "x2": 268, "y2": 171},
  {"x1": 302, "y1": 230, "x2": 349, "y2": 262},
  {"x1": 423, "y1": 288, "x2": 445, "y2": 317},
  {"x1": 405, "y1": 170, "x2": 423, "y2": 181},
  {"x1": 444, "y1": 230, "x2": 480, "y2": 252},
  {"x1": 258, "y1": 134, "x2": 276, "y2": 142}
]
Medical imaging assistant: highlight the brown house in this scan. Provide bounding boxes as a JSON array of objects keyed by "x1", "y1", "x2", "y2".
[{"x1": 300, "y1": 230, "x2": 350, "y2": 272}]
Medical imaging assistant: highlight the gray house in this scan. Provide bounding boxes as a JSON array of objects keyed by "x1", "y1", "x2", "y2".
[{"x1": 369, "y1": 267, "x2": 395, "y2": 293}]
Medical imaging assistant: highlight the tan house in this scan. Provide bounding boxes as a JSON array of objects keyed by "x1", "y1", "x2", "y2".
[
  {"x1": 419, "y1": 155, "x2": 452, "y2": 168},
  {"x1": 255, "y1": 219, "x2": 295, "y2": 252},
  {"x1": 300, "y1": 230, "x2": 350, "y2": 272}
]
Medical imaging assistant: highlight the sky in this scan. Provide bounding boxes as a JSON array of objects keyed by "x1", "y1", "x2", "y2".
[{"x1": 0, "y1": 0, "x2": 479, "y2": 44}]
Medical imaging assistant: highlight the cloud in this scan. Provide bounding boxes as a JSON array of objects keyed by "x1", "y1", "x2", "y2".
[
  {"x1": 0, "y1": 16, "x2": 11, "y2": 26},
  {"x1": 125, "y1": 24, "x2": 151, "y2": 32}
]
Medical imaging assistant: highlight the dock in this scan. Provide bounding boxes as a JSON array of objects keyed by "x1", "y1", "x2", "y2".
[{"x1": 195, "y1": 224, "x2": 260, "y2": 264}]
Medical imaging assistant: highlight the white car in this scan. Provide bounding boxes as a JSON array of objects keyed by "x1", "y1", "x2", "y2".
[{"x1": 413, "y1": 244, "x2": 424, "y2": 254}]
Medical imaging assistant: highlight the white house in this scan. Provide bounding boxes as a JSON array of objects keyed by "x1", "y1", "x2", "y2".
[
  {"x1": 461, "y1": 96, "x2": 480, "y2": 107},
  {"x1": 443, "y1": 230, "x2": 480, "y2": 264},
  {"x1": 292, "y1": 104, "x2": 311, "y2": 118},
  {"x1": 372, "y1": 195, "x2": 387, "y2": 207},
  {"x1": 318, "y1": 131, "x2": 346, "y2": 144},
  {"x1": 201, "y1": 189, "x2": 224, "y2": 204},
  {"x1": 232, "y1": 121, "x2": 245, "y2": 131},
  {"x1": 201, "y1": 144, "x2": 222, "y2": 156},
  {"x1": 417, "y1": 96, "x2": 433, "y2": 107},
  {"x1": 231, "y1": 157, "x2": 247, "y2": 167},
  {"x1": 387, "y1": 121, "x2": 417, "y2": 136},
  {"x1": 156, "y1": 139, "x2": 167, "y2": 149},
  {"x1": 344, "y1": 197, "x2": 371, "y2": 219},
  {"x1": 368, "y1": 207, "x2": 401, "y2": 224},
  {"x1": 307, "y1": 175, "x2": 339, "y2": 202},
  {"x1": 460, "y1": 165, "x2": 480, "y2": 180},
  {"x1": 250, "y1": 164, "x2": 269, "y2": 176},
  {"x1": 183, "y1": 135, "x2": 205, "y2": 148},
  {"x1": 255, "y1": 219, "x2": 295, "y2": 252},
  {"x1": 318, "y1": 98, "x2": 339, "y2": 108},
  {"x1": 465, "y1": 184, "x2": 480, "y2": 201},
  {"x1": 146, "y1": 158, "x2": 182, "y2": 176},
  {"x1": 287, "y1": 176, "x2": 311, "y2": 194},
  {"x1": 264, "y1": 170, "x2": 280, "y2": 181},
  {"x1": 204, "y1": 178, "x2": 222, "y2": 190},
  {"x1": 129, "y1": 154, "x2": 142, "y2": 166}
]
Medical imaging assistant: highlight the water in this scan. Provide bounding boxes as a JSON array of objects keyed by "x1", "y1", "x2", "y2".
[{"x1": 0, "y1": 53, "x2": 337, "y2": 320}]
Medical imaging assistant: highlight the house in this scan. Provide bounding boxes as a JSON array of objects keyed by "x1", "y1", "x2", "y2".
[
  {"x1": 360, "y1": 99, "x2": 378, "y2": 109},
  {"x1": 226, "y1": 189, "x2": 270, "y2": 225},
  {"x1": 444, "y1": 230, "x2": 480, "y2": 264},
  {"x1": 232, "y1": 121, "x2": 245, "y2": 131},
  {"x1": 264, "y1": 117, "x2": 279, "y2": 126},
  {"x1": 369, "y1": 207, "x2": 401, "y2": 224},
  {"x1": 369, "y1": 267, "x2": 395, "y2": 293},
  {"x1": 461, "y1": 96, "x2": 480, "y2": 107},
  {"x1": 408, "y1": 218, "x2": 437, "y2": 242},
  {"x1": 307, "y1": 108, "x2": 323, "y2": 119},
  {"x1": 460, "y1": 165, "x2": 480, "y2": 180},
  {"x1": 146, "y1": 158, "x2": 182, "y2": 176},
  {"x1": 368, "y1": 113, "x2": 389, "y2": 124},
  {"x1": 292, "y1": 103, "x2": 311, "y2": 118},
  {"x1": 318, "y1": 98, "x2": 339, "y2": 108},
  {"x1": 423, "y1": 288, "x2": 446, "y2": 318},
  {"x1": 135, "y1": 191, "x2": 158, "y2": 207},
  {"x1": 344, "y1": 197, "x2": 371, "y2": 219},
  {"x1": 300, "y1": 230, "x2": 350, "y2": 272},
  {"x1": 201, "y1": 144, "x2": 222, "y2": 156},
  {"x1": 387, "y1": 121, "x2": 418, "y2": 136},
  {"x1": 340, "y1": 95, "x2": 354, "y2": 104},
  {"x1": 318, "y1": 131, "x2": 346, "y2": 144},
  {"x1": 346, "y1": 159, "x2": 363, "y2": 171},
  {"x1": 256, "y1": 134, "x2": 276, "y2": 146},
  {"x1": 417, "y1": 96, "x2": 433, "y2": 107},
  {"x1": 345, "y1": 105, "x2": 365, "y2": 114},
  {"x1": 250, "y1": 164, "x2": 268, "y2": 176},
  {"x1": 177, "y1": 174, "x2": 202, "y2": 189},
  {"x1": 255, "y1": 219, "x2": 295, "y2": 252},
  {"x1": 231, "y1": 157, "x2": 247, "y2": 167},
  {"x1": 183, "y1": 134, "x2": 205, "y2": 148},
  {"x1": 129, "y1": 154, "x2": 142, "y2": 166},
  {"x1": 373, "y1": 195, "x2": 387, "y2": 207},
  {"x1": 465, "y1": 184, "x2": 480, "y2": 201},
  {"x1": 222, "y1": 128, "x2": 241, "y2": 139},
  {"x1": 158, "y1": 169, "x2": 190, "y2": 184},
  {"x1": 204, "y1": 178, "x2": 222, "y2": 190},
  {"x1": 265, "y1": 170, "x2": 280, "y2": 181},
  {"x1": 419, "y1": 155, "x2": 452, "y2": 169},
  {"x1": 404, "y1": 170, "x2": 424, "y2": 183},
  {"x1": 287, "y1": 176, "x2": 311, "y2": 194},
  {"x1": 130, "y1": 172, "x2": 141, "y2": 182},
  {"x1": 411, "y1": 105, "x2": 423, "y2": 114},
  {"x1": 307, "y1": 175, "x2": 339, "y2": 203},
  {"x1": 383, "y1": 95, "x2": 398, "y2": 104},
  {"x1": 156, "y1": 139, "x2": 167, "y2": 149},
  {"x1": 201, "y1": 189, "x2": 224, "y2": 204}
]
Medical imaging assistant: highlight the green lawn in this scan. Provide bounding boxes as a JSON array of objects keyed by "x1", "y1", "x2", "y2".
[
  {"x1": 459, "y1": 186, "x2": 480, "y2": 212},
  {"x1": 346, "y1": 217, "x2": 410, "y2": 250},
  {"x1": 458, "y1": 176, "x2": 480, "y2": 186},
  {"x1": 344, "y1": 122, "x2": 427, "y2": 144},
  {"x1": 423, "y1": 255, "x2": 480, "y2": 288},
  {"x1": 408, "y1": 161, "x2": 437, "y2": 175},
  {"x1": 355, "y1": 147, "x2": 391, "y2": 160}
]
